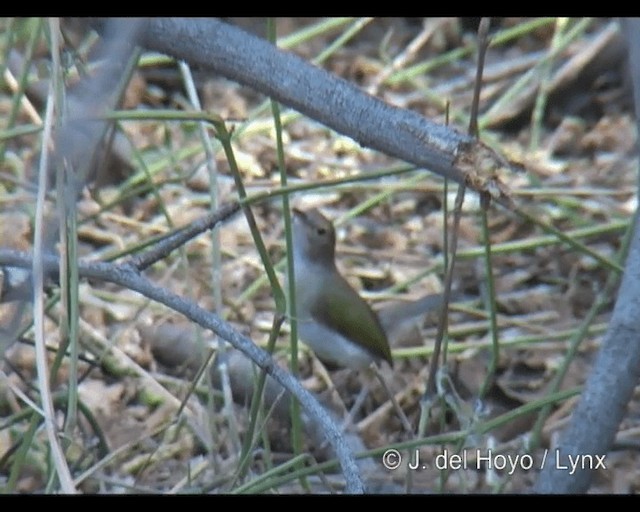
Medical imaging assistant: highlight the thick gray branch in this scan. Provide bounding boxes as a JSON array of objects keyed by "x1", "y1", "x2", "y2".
[
  {"x1": 534, "y1": 19, "x2": 640, "y2": 493},
  {"x1": 534, "y1": 215, "x2": 640, "y2": 493},
  {"x1": 130, "y1": 18, "x2": 483, "y2": 186}
]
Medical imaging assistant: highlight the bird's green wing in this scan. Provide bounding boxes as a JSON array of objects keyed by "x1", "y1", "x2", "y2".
[{"x1": 311, "y1": 275, "x2": 393, "y2": 366}]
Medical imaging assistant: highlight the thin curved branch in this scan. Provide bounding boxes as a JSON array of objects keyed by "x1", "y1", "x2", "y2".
[{"x1": 0, "y1": 248, "x2": 365, "y2": 493}]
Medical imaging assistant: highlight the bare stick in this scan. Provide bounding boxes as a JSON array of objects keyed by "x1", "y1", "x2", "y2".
[
  {"x1": 534, "y1": 19, "x2": 640, "y2": 494},
  {"x1": 0, "y1": 248, "x2": 365, "y2": 493},
  {"x1": 88, "y1": 18, "x2": 514, "y2": 203}
]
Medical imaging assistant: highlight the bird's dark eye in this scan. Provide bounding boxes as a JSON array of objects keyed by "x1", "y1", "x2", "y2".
[{"x1": 317, "y1": 228, "x2": 326, "y2": 236}]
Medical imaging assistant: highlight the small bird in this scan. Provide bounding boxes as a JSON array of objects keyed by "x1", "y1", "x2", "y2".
[{"x1": 291, "y1": 207, "x2": 445, "y2": 371}]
